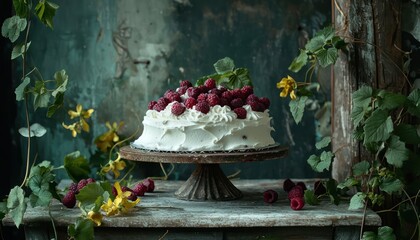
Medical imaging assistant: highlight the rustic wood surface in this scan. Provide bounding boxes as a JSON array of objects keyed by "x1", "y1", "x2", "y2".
[{"x1": 3, "y1": 180, "x2": 381, "y2": 228}]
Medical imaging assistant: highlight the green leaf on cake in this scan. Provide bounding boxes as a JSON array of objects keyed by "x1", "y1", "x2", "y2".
[
  {"x1": 289, "y1": 96, "x2": 308, "y2": 124},
  {"x1": 213, "y1": 57, "x2": 235, "y2": 74}
]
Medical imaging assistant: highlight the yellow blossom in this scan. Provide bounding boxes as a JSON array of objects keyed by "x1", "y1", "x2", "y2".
[
  {"x1": 277, "y1": 75, "x2": 298, "y2": 100},
  {"x1": 62, "y1": 104, "x2": 94, "y2": 137},
  {"x1": 95, "y1": 121, "x2": 124, "y2": 153},
  {"x1": 101, "y1": 182, "x2": 140, "y2": 216},
  {"x1": 68, "y1": 104, "x2": 94, "y2": 120},
  {"x1": 62, "y1": 122, "x2": 80, "y2": 137},
  {"x1": 101, "y1": 153, "x2": 126, "y2": 178},
  {"x1": 87, "y1": 210, "x2": 103, "y2": 226}
]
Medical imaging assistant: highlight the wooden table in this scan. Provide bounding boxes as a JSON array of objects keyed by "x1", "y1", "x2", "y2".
[{"x1": 2, "y1": 179, "x2": 382, "y2": 240}]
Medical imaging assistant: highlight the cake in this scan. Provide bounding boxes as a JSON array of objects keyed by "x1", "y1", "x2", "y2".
[{"x1": 132, "y1": 78, "x2": 276, "y2": 152}]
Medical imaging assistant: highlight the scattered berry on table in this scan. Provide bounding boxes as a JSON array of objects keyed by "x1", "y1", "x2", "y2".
[
  {"x1": 142, "y1": 178, "x2": 155, "y2": 192},
  {"x1": 62, "y1": 191, "x2": 76, "y2": 208},
  {"x1": 68, "y1": 182, "x2": 78, "y2": 193},
  {"x1": 263, "y1": 189, "x2": 278, "y2": 204},
  {"x1": 290, "y1": 197, "x2": 305, "y2": 210},
  {"x1": 288, "y1": 185, "x2": 304, "y2": 200},
  {"x1": 77, "y1": 179, "x2": 88, "y2": 192},
  {"x1": 133, "y1": 183, "x2": 148, "y2": 196},
  {"x1": 122, "y1": 186, "x2": 137, "y2": 201},
  {"x1": 283, "y1": 178, "x2": 295, "y2": 192}
]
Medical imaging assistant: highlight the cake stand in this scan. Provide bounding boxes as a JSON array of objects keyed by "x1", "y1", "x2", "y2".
[{"x1": 119, "y1": 144, "x2": 288, "y2": 201}]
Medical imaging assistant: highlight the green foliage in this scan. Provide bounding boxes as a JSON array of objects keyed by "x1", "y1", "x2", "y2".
[
  {"x1": 315, "y1": 136, "x2": 331, "y2": 149},
  {"x1": 307, "y1": 151, "x2": 333, "y2": 173},
  {"x1": 352, "y1": 161, "x2": 370, "y2": 176},
  {"x1": 6, "y1": 186, "x2": 27, "y2": 228},
  {"x1": 1, "y1": 16, "x2": 27, "y2": 43},
  {"x1": 304, "y1": 190, "x2": 320, "y2": 205},
  {"x1": 289, "y1": 96, "x2": 307, "y2": 124},
  {"x1": 362, "y1": 226, "x2": 396, "y2": 240},
  {"x1": 68, "y1": 218, "x2": 95, "y2": 240},
  {"x1": 34, "y1": 0, "x2": 59, "y2": 29},
  {"x1": 349, "y1": 192, "x2": 365, "y2": 210},
  {"x1": 64, "y1": 151, "x2": 91, "y2": 182},
  {"x1": 11, "y1": 41, "x2": 31, "y2": 59},
  {"x1": 288, "y1": 26, "x2": 347, "y2": 73},
  {"x1": 195, "y1": 57, "x2": 253, "y2": 89},
  {"x1": 27, "y1": 161, "x2": 55, "y2": 207}
]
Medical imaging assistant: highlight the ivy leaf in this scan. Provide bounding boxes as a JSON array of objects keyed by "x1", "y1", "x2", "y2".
[
  {"x1": 307, "y1": 151, "x2": 333, "y2": 173},
  {"x1": 351, "y1": 105, "x2": 367, "y2": 128},
  {"x1": 315, "y1": 136, "x2": 331, "y2": 149},
  {"x1": 1, "y1": 16, "x2": 27, "y2": 43},
  {"x1": 33, "y1": 80, "x2": 50, "y2": 110},
  {"x1": 363, "y1": 226, "x2": 397, "y2": 240},
  {"x1": 352, "y1": 161, "x2": 370, "y2": 176},
  {"x1": 18, "y1": 123, "x2": 47, "y2": 138},
  {"x1": 352, "y1": 86, "x2": 373, "y2": 110},
  {"x1": 393, "y1": 123, "x2": 420, "y2": 144},
  {"x1": 349, "y1": 192, "x2": 365, "y2": 210},
  {"x1": 233, "y1": 68, "x2": 253, "y2": 87},
  {"x1": 27, "y1": 162, "x2": 55, "y2": 207},
  {"x1": 64, "y1": 151, "x2": 90, "y2": 182},
  {"x1": 52, "y1": 69, "x2": 68, "y2": 97},
  {"x1": 363, "y1": 109, "x2": 393, "y2": 145},
  {"x1": 337, "y1": 177, "x2": 359, "y2": 189},
  {"x1": 406, "y1": 89, "x2": 420, "y2": 118},
  {"x1": 7, "y1": 186, "x2": 27, "y2": 228},
  {"x1": 29, "y1": 190, "x2": 52, "y2": 207},
  {"x1": 289, "y1": 96, "x2": 308, "y2": 124},
  {"x1": 213, "y1": 57, "x2": 235, "y2": 74},
  {"x1": 68, "y1": 218, "x2": 94, "y2": 240},
  {"x1": 377, "y1": 90, "x2": 406, "y2": 110},
  {"x1": 34, "y1": 0, "x2": 59, "y2": 29},
  {"x1": 47, "y1": 92, "x2": 64, "y2": 117},
  {"x1": 76, "y1": 183, "x2": 105, "y2": 213},
  {"x1": 317, "y1": 47, "x2": 338, "y2": 68},
  {"x1": 384, "y1": 135, "x2": 409, "y2": 168},
  {"x1": 15, "y1": 77, "x2": 30, "y2": 101},
  {"x1": 11, "y1": 41, "x2": 31, "y2": 60},
  {"x1": 304, "y1": 190, "x2": 320, "y2": 205},
  {"x1": 305, "y1": 35, "x2": 326, "y2": 52},
  {"x1": 13, "y1": 0, "x2": 31, "y2": 18},
  {"x1": 379, "y1": 177, "x2": 404, "y2": 194},
  {"x1": 0, "y1": 202, "x2": 6, "y2": 220},
  {"x1": 288, "y1": 49, "x2": 308, "y2": 72}
]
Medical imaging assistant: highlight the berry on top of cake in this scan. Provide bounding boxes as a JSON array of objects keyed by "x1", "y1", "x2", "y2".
[{"x1": 147, "y1": 78, "x2": 270, "y2": 119}]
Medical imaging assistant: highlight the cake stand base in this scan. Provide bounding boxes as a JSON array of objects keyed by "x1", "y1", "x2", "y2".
[{"x1": 174, "y1": 163, "x2": 242, "y2": 201}]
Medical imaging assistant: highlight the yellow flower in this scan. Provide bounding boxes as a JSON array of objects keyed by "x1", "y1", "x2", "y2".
[
  {"x1": 101, "y1": 153, "x2": 126, "y2": 178},
  {"x1": 95, "y1": 121, "x2": 124, "y2": 153},
  {"x1": 277, "y1": 75, "x2": 298, "y2": 100},
  {"x1": 68, "y1": 104, "x2": 94, "y2": 120},
  {"x1": 62, "y1": 122, "x2": 80, "y2": 137},
  {"x1": 101, "y1": 182, "x2": 140, "y2": 216},
  {"x1": 87, "y1": 210, "x2": 103, "y2": 226}
]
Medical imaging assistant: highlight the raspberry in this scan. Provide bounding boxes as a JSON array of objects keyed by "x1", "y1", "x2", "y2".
[
  {"x1": 259, "y1": 97, "x2": 270, "y2": 109},
  {"x1": 68, "y1": 182, "x2": 78, "y2": 193},
  {"x1": 207, "y1": 93, "x2": 220, "y2": 106},
  {"x1": 219, "y1": 97, "x2": 229, "y2": 107},
  {"x1": 290, "y1": 197, "x2": 305, "y2": 210},
  {"x1": 164, "y1": 89, "x2": 175, "y2": 99},
  {"x1": 263, "y1": 189, "x2": 278, "y2": 203},
  {"x1": 241, "y1": 85, "x2": 253, "y2": 97},
  {"x1": 86, "y1": 178, "x2": 96, "y2": 184},
  {"x1": 166, "y1": 92, "x2": 182, "y2": 102},
  {"x1": 296, "y1": 182, "x2": 307, "y2": 191},
  {"x1": 62, "y1": 191, "x2": 76, "y2": 208},
  {"x1": 171, "y1": 102, "x2": 186, "y2": 116},
  {"x1": 142, "y1": 178, "x2": 155, "y2": 192},
  {"x1": 148, "y1": 101, "x2": 157, "y2": 110},
  {"x1": 208, "y1": 88, "x2": 222, "y2": 96},
  {"x1": 187, "y1": 87, "x2": 200, "y2": 99},
  {"x1": 288, "y1": 185, "x2": 304, "y2": 200},
  {"x1": 234, "y1": 107, "x2": 247, "y2": 119},
  {"x1": 153, "y1": 103, "x2": 166, "y2": 112},
  {"x1": 218, "y1": 86, "x2": 227, "y2": 93},
  {"x1": 121, "y1": 186, "x2": 137, "y2": 201},
  {"x1": 77, "y1": 179, "x2": 88, "y2": 192},
  {"x1": 221, "y1": 91, "x2": 233, "y2": 102},
  {"x1": 248, "y1": 100, "x2": 264, "y2": 112},
  {"x1": 197, "y1": 93, "x2": 208, "y2": 102},
  {"x1": 133, "y1": 183, "x2": 148, "y2": 196},
  {"x1": 246, "y1": 94, "x2": 259, "y2": 104},
  {"x1": 180, "y1": 80, "x2": 192, "y2": 88},
  {"x1": 204, "y1": 78, "x2": 216, "y2": 89},
  {"x1": 197, "y1": 85, "x2": 209, "y2": 94},
  {"x1": 283, "y1": 178, "x2": 296, "y2": 192},
  {"x1": 195, "y1": 101, "x2": 210, "y2": 114},
  {"x1": 314, "y1": 180, "x2": 327, "y2": 196},
  {"x1": 184, "y1": 97, "x2": 197, "y2": 109},
  {"x1": 157, "y1": 97, "x2": 169, "y2": 106},
  {"x1": 177, "y1": 86, "x2": 188, "y2": 95},
  {"x1": 230, "y1": 98, "x2": 244, "y2": 109},
  {"x1": 230, "y1": 89, "x2": 244, "y2": 99},
  {"x1": 112, "y1": 186, "x2": 118, "y2": 196}
]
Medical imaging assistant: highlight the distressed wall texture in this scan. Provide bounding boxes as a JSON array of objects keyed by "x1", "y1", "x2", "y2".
[{"x1": 20, "y1": 0, "x2": 332, "y2": 180}]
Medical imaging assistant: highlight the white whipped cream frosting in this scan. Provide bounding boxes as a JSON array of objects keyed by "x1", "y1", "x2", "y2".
[{"x1": 132, "y1": 102, "x2": 276, "y2": 151}]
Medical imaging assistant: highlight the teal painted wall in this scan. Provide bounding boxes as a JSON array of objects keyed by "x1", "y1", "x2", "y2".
[{"x1": 18, "y1": 0, "x2": 332, "y2": 180}]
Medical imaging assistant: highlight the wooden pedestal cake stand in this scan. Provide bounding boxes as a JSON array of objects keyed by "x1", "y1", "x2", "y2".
[{"x1": 119, "y1": 144, "x2": 288, "y2": 201}]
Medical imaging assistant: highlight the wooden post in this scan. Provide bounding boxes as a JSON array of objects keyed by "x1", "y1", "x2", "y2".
[{"x1": 331, "y1": 0, "x2": 404, "y2": 182}]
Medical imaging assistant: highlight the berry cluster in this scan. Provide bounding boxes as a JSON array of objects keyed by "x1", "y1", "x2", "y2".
[
  {"x1": 148, "y1": 78, "x2": 270, "y2": 119},
  {"x1": 114, "y1": 178, "x2": 155, "y2": 201},
  {"x1": 62, "y1": 178, "x2": 96, "y2": 208},
  {"x1": 283, "y1": 178, "x2": 306, "y2": 210}
]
